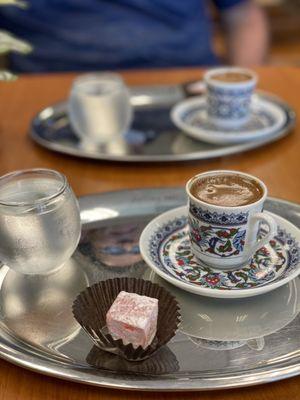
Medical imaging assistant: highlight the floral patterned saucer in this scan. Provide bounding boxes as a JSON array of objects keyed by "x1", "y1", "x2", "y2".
[
  {"x1": 139, "y1": 206, "x2": 300, "y2": 299},
  {"x1": 171, "y1": 95, "x2": 287, "y2": 145}
]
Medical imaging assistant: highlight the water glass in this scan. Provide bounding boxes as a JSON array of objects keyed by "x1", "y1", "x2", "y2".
[
  {"x1": 0, "y1": 169, "x2": 81, "y2": 275},
  {"x1": 68, "y1": 73, "x2": 132, "y2": 145}
]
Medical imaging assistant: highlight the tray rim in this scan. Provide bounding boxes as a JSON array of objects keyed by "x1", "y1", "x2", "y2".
[
  {"x1": 0, "y1": 190, "x2": 300, "y2": 391},
  {"x1": 29, "y1": 90, "x2": 296, "y2": 163},
  {"x1": 1, "y1": 345, "x2": 300, "y2": 392}
]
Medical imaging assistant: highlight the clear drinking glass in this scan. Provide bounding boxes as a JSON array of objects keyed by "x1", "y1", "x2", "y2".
[
  {"x1": 68, "y1": 73, "x2": 132, "y2": 145},
  {"x1": 0, "y1": 169, "x2": 81, "y2": 275}
]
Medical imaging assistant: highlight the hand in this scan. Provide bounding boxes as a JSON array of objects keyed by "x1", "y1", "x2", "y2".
[{"x1": 221, "y1": 1, "x2": 269, "y2": 66}]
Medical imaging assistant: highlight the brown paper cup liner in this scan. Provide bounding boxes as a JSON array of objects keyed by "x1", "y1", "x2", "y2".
[
  {"x1": 86, "y1": 345, "x2": 179, "y2": 374},
  {"x1": 72, "y1": 277, "x2": 181, "y2": 361}
]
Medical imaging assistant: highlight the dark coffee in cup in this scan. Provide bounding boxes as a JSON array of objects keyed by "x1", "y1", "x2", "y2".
[
  {"x1": 211, "y1": 72, "x2": 252, "y2": 83},
  {"x1": 190, "y1": 173, "x2": 264, "y2": 207}
]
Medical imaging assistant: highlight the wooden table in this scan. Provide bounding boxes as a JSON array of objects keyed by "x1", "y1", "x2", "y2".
[{"x1": 0, "y1": 67, "x2": 299, "y2": 399}]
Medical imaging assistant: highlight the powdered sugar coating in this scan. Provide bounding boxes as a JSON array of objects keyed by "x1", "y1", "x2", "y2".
[{"x1": 106, "y1": 291, "x2": 158, "y2": 349}]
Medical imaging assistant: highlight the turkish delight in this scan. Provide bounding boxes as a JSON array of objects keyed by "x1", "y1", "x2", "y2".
[{"x1": 106, "y1": 291, "x2": 158, "y2": 349}]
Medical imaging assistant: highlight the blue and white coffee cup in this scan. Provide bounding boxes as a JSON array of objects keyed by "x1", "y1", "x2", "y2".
[{"x1": 204, "y1": 67, "x2": 257, "y2": 128}]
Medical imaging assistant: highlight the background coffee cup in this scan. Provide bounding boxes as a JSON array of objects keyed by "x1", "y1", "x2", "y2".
[
  {"x1": 186, "y1": 170, "x2": 277, "y2": 270},
  {"x1": 204, "y1": 67, "x2": 257, "y2": 128}
]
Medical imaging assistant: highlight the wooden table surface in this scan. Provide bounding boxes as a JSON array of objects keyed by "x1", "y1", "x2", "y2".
[{"x1": 0, "y1": 67, "x2": 299, "y2": 399}]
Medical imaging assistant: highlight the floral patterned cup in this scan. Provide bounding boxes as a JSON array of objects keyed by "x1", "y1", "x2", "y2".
[{"x1": 186, "y1": 170, "x2": 277, "y2": 270}]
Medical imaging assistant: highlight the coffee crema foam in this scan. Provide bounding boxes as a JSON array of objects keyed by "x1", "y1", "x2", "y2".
[
  {"x1": 190, "y1": 174, "x2": 263, "y2": 207},
  {"x1": 211, "y1": 72, "x2": 252, "y2": 83}
]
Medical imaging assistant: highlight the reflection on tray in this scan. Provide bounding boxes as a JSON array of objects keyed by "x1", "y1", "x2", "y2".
[
  {"x1": 87, "y1": 345, "x2": 179, "y2": 375},
  {"x1": 188, "y1": 337, "x2": 265, "y2": 352},
  {"x1": 0, "y1": 258, "x2": 88, "y2": 354},
  {"x1": 43, "y1": 107, "x2": 177, "y2": 155},
  {"x1": 77, "y1": 221, "x2": 147, "y2": 280},
  {"x1": 146, "y1": 271, "x2": 300, "y2": 343}
]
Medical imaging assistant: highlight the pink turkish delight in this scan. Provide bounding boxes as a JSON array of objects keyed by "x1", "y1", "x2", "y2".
[{"x1": 106, "y1": 291, "x2": 158, "y2": 349}]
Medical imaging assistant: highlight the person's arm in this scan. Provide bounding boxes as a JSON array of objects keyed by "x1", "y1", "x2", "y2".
[{"x1": 220, "y1": 1, "x2": 269, "y2": 65}]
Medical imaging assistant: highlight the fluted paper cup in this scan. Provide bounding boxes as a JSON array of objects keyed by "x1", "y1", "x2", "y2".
[
  {"x1": 86, "y1": 345, "x2": 179, "y2": 374},
  {"x1": 72, "y1": 277, "x2": 181, "y2": 361}
]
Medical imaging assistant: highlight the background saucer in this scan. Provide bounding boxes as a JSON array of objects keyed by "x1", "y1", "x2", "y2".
[{"x1": 171, "y1": 94, "x2": 287, "y2": 144}]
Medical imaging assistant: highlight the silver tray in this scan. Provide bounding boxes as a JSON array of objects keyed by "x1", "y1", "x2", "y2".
[
  {"x1": 30, "y1": 86, "x2": 296, "y2": 162},
  {"x1": 1, "y1": 188, "x2": 300, "y2": 391}
]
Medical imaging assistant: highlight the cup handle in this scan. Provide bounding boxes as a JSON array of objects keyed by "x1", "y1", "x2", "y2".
[{"x1": 247, "y1": 212, "x2": 277, "y2": 257}]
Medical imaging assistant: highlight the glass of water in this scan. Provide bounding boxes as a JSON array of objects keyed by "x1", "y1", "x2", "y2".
[
  {"x1": 0, "y1": 169, "x2": 81, "y2": 275},
  {"x1": 68, "y1": 73, "x2": 132, "y2": 146}
]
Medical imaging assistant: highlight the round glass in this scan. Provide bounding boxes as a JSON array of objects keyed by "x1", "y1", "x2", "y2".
[{"x1": 0, "y1": 168, "x2": 81, "y2": 275}]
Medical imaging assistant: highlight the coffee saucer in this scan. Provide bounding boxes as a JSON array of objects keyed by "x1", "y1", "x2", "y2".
[
  {"x1": 139, "y1": 206, "x2": 300, "y2": 299},
  {"x1": 171, "y1": 95, "x2": 287, "y2": 145}
]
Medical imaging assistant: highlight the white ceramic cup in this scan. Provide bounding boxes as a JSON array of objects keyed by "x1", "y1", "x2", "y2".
[
  {"x1": 186, "y1": 170, "x2": 277, "y2": 270},
  {"x1": 204, "y1": 67, "x2": 257, "y2": 128},
  {"x1": 68, "y1": 73, "x2": 132, "y2": 146}
]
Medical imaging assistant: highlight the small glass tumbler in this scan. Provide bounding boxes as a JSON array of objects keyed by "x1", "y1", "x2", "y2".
[
  {"x1": 68, "y1": 73, "x2": 133, "y2": 146},
  {"x1": 0, "y1": 169, "x2": 81, "y2": 275}
]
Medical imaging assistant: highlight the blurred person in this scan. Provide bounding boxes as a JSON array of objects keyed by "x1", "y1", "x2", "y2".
[{"x1": 0, "y1": 0, "x2": 268, "y2": 73}]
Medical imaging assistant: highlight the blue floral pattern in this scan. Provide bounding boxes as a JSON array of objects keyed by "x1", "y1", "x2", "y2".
[
  {"x1": 189, "y1": 203, "x2": 248, "y2": 225},
  {"x1": 207, "y1": 85, "x2": 254, "y2": 96},
  {"x1": 206, "y1": 83, "x2": 255, "y2": 120},
  {"x1": 148, "y1": 216, "x2": 300, "y2": 291},
  {"x1": 180, "y1": 103, "x2": 276, "y2": 132}
]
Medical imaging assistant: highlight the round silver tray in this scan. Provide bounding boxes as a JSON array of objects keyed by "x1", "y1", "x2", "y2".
[
  {"x1": 30, "y1": 87, "x2": 296, "y2": 162},
  {"x1": 0, "y1": 188, "x2": 300, "y2": 391}
]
